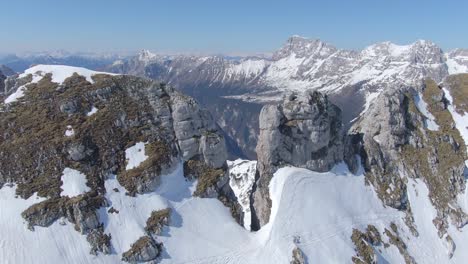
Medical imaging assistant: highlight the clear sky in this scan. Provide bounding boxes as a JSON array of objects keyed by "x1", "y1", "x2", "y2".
[{"x1": 1, "y1": 0, "x2": 467, "y2": 54}]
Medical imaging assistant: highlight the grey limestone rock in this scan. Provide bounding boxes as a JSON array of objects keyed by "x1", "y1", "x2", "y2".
[{"x1": 251, "y1": 91, "x2": 343, "y2": 230}]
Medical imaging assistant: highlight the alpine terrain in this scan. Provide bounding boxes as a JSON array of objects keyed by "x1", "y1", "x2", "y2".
[
  {"x1": 2, "y1": 38, "x2": 468, "y2": 264},
  {"x1": 105, "y1": 36, "x2": 468, "y2": 159}
]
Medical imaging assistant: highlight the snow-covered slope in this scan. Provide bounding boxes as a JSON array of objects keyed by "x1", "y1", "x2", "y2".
[
  {"x1": 4, "y1": 64, "x2": 116, "y2": 104},
  {"x1": 4, "y1": 152, "x2": 468, "y2": 263}
]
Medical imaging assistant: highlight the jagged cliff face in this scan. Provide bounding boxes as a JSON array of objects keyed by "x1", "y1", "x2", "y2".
[
  {"x1": 0, "y1": 65, "x2": 240, "y2": 262},
  {"x1": 251, "y1": 91, "x2": 343, "y2": 229},
  {"x1": 344, "y1": 78, "x2": 468, "y2": 257},
  {"x1": 244, "y1": 76, "x2": 468, "y2": 262}
]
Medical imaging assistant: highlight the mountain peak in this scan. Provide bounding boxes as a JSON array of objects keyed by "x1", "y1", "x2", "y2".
[
  {"x1": 138, "y1": 49, "x2": 158, "y2": 62},
  {"x1": 273, "y1": 35, "x2": 337, "y2": 60}
]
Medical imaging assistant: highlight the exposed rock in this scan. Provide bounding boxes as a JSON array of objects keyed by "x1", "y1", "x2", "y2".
[
  {"x1": 121, "y1": 236, "x2": 160, "y2": 263},
  {"x1": 171, "y1": 93, "x2": 227, "y2": 168},
  {"x1": 251, "y1": 91, "x2": 343, "y2": 230},
  {"x1": 145, "y1": 208, "x2": 171, "y2": 237},
  {"x1": 228, "y1": 159, "x2": 257, "y2": 229},
  {"x1": 348, "y1": 80, "x2": 467, "y2": 238},
  {"x1": 443, "y1": 234, "x2": 456, "y2": 259},
  {"x1": 21, "y1": 194, "x2": 104, "y2": 233},
  {"x1": 0, "y1": 69, "x2": 239, "y2": 257},
  {"x1": 59, "y1": 99, "x2": 81, "y2": 115},
  {"x1": 290, "y1": 246, "x2": 307, "y2": 264},
  {"x1": 348, "y1": 87, "x2": 418, "y2": 210},
  {"x1": 86, "y1": 228, "x2": 112, "y2": 255},
  {"x1": 384, "y1": 225, "x2": 416, "y2": 264},
  {"x1": 184, "y1": 159, "x2": 243, "y2": 224}
]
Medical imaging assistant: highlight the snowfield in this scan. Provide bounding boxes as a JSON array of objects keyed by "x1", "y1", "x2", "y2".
[
  {"x1": 60, "y1": 168, "x2": 91, "y2": 197},
  {"x1": 3, "y1": 65, "x2": 117, "y2": 104},
  {"x1": 124, "y1": 142, "x2": 148, "y2": 170},
  {"x1": 20, "y1": 64, "x2": 116, "y2": 84},
  {"x1": 3, "y1": 158, "x2": 468, "y2": 263}
]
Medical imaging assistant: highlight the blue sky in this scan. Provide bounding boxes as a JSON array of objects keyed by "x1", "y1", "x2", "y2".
[{"x1": 1, "y1": 0, "x2": 467, "y2": 54}]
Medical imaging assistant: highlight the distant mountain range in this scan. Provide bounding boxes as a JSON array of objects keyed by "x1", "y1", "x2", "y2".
[
  {"x1": 104, "y1": 36, "x2": 468, "y2": 158},
  {"x1": 3, "y1": 36, "x2": 468, "y2": 158}
]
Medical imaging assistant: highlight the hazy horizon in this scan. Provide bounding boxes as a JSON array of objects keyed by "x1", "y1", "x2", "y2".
[{"x1": 2, "y1": 0, "x2": 468, "y2": 55}]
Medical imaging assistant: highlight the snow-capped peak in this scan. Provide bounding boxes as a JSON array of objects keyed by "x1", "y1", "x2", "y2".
[
  {"x1": 273, "y1": 35, "x2": 337, "y2": 60},
  {"x1": 138, "y1": 49, "x2": 158, "y2": 62}
]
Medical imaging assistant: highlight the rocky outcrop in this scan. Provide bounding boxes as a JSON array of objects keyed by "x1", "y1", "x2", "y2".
[
  {"x1": 121, "y1": 236, "x2": 161, "y2": 263},
  {"x1": 347, "y1": 80, "x2": 467, "y2": 236},
  {"x1": 347, "y1": 87, "x2": 418, "y2": 210},
  {"x1": 290, "y1": 246, "x2": 307, "y2": 264},
  {"x1": 251, "y1": 91, "x2": 343, "y2": 230},
  {"x1": 171, "y1": 93, "x2": 227, "y2": 168},
  {"x1": 0, "y1": 66, "x2": 239, "y2": 257},
  {"x1": 184, "y1": 159, "x2": 244, "y2": 224}
]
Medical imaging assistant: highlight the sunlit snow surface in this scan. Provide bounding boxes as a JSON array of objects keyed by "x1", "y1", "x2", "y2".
[
  {"x1": 60, "y1": 168, "x2": 91, "y2": 197},
  {"x1": 4, "y1": 65, "x2": 116, "y2": 104},
  {"x1": 20, "y1": 64, "x2": 116, "y2": 85},
  {"x1": 124, "y1": 142, "x2": 148, "y2": 170},
  {"x1": 414, "y1": 92, "x2": 440, "y2": 131},
  {"x1": 87, "y1": 106, "x2": 99, "y2": 116},
  {"x1": 2, "y1": 160, "x2": 468, "y2": 263},
  {"x1": 228, "y1": 159, "x2": 257, "y2": 230}
]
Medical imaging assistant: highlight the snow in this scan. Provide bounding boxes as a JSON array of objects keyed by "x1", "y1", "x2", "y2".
[
  {"x1": 228, "y1": 159, "x2": 257, "y2": 230},
  {"x1": 362, "y1": 91, "x2": 381, "y2": 114},
  {"x1": 0, "y1": 185, "x2": 107, "y2": 264},
  {"x1": 20, "y1": 64, "x2": 116, "y2": 85},
  {"x1": 3, "y1": 65, "x2": 116, "y2": 104},
  {"x1": 414, "y1": 93, "x2": 440, "y2": 131},
  {"x1": 4, "y1": 85, "x2": 27, "y2": 104},
  {"x1": 158, "y1": 162, "x2": 408, "y2": 264},
  {"x1": 60, "y1": 168, "x2": 91, "y2": 197},
  {"x1": 229, "y1": 60, "x2": 266, "y2": 78},
  {"x1": 446, "y1": 58, "x2": 468, "y2": 75},
  {"x1": 4, "y1": 157, "x2": 468, "y2": 263},
  {"x1": 65, "y1": 125, "x2": 75, "y2": 137},
  {"x1": 125, "y1": 142, "x2": 148, "y2": 170},
  {"x1": 86, "y1": 106, "x2": 99, "y2": 116},
  {"x1": 443, "y1": 88, "x2": 468, "y2": 148},
  {"x1": 98, "y1": 175, "x2": 169, "y2": 254}
]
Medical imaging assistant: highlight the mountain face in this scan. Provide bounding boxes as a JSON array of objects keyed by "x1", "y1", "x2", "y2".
[
  {"x1": 0, "y1": 65, "x2": 241, "y2": 263},
  {"x1": 104, "y1": 37, "x2": 468, "y2": 159},
  {"x1": 2, "y1": 64, "x2": 468, "y2": 263}
]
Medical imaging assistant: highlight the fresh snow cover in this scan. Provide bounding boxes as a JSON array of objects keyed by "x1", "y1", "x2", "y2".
[
  {"x1": 125, "y1": 142, "x2": 148, "y2": 170},
  {"x1": 414, "y1": 92, "x2": 440, "y2": 131},
  {"x1": 86, "y1": 106, "x2": 99, "y2": 116},
  {"x1": 3, "y1": 158, "x2": 468, "y2": 263},
  {"x1": 65, "y1": 125, "x2": 75, "y2": 137},
  {"x1": 20, "y1": 64, "x2": 116, "y2": 85},
  {"x1": 406, "y1": 178, "x2": 468, "y2": 262},
  {"x1": 4, "y1": 85, "x2": 27, "y2": 104},
  {"x1": 0, "y1": 185, "x2": 109, "y2": 264},
  {"x1": 446, "y1": 57, "x2": 468, "y2": 75},
  {"x1": 60, "y1": 168, "x2": 91, "y2": 197},
  {"x1": 228, "y1": 60, "x2": 267, "y2": 79},
  {"x1": 98, "y1": 174, "x2": 169, "y2": 255},
  {"x1": 228, "y1": 159, "x2": 257, "y2": 230},
  {"x1": 4, "y1": 65, "x2": 116, "y2": 104}
]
